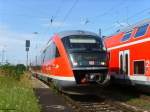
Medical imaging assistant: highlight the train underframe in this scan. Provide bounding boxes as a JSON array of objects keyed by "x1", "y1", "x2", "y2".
[
  {"x1": 110, "y1": 74, "x2": 150, "y2": 93},
  {"x1": 32, "y1": 68, "x2": 110, "y2": 94},
  {"x1": 53, "y1": 68, "x2": 109, "y2": 94},
  {"x1": 73, "y1": 69, "x2": 108, "y2": 85}
]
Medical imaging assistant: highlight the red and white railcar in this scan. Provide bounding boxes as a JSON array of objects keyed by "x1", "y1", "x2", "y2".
[
  {"x1": 104, "y1": 19, "x2": 150, "y2": 86},
  {"x1": 32, "y1": 30, "x2": 109, "y2": 93}
]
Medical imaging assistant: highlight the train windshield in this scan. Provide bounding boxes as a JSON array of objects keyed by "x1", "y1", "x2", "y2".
[
  {"x1": 62, "y1": 35, "x2": 107, "y2": 67},
  {"x1": 62, "y1": 35, "x2": 105, "y2": 51}
]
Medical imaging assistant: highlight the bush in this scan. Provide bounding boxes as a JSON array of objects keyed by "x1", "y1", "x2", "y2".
[
  {"x1": 0, "y1": 73, "x2": 41, "y2": 112},
  {"x1": 0, "y1": 64, "x2": 26, "y2": 80},
  {"x1": 16, "y1": 64, "x2": 26, "y2": 72}
]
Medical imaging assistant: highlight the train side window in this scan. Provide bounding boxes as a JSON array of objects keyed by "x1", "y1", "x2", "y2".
[
  {"x1": 50, "y1": 42, "x2": 55, "y2": 59},
  {"x1": 55, "y1": 47, "x2": 60, "y2": 57},
  {"x1": 42, "y1": 51, "x2": 46, "y2": 63},
  {"x1": 42, "y1": 41, "x2": 60, "y2": 62},
  {"x1": 121, "y1": 31, "x2": 132, "y2": 42},
  {"x1": 45, "y1": 46, "x2": 51, "y2": 61},
  {"x1": 134, "y1": 60, "x2": 145, "y2": 75},
  {"x1": 134, "y1": 24, "x2": 149, "y2": 38},
  {"x1": 51, "y1": 42, "x2": 60, "y2": 58}
]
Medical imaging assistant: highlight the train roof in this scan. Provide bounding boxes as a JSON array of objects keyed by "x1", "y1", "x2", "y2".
[
  {"x1": 41, "y1": 30, "x2": 99, "y2": 53},
  {"x1": 106, "y1": 19, "x2": 150, "y2": 38},
  {"x1": 57, "y1": 30, "x2": 99, "y2": 38}
]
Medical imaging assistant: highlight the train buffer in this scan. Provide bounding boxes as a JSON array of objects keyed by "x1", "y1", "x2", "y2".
[{"x1": 32, "y1": 77, "x2": 73, "y2": 112}]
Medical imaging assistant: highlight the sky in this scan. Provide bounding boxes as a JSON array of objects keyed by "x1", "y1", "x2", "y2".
[{"x1": 0, "y1": 0, "x2": 150, "y2": 65}]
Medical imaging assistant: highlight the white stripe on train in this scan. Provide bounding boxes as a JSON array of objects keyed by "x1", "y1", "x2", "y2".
[
  {"x1": 113, "y1": 74, "x2": 150, "y2": 82},
  {"x1": 107, "y1": 37, "x2": 150, "y2": 51},
  {"x1": 38, "y1": 73, "x2": 76, "y2": 81}
]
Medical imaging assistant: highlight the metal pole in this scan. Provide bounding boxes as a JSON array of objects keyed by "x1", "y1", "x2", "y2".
[
  {"x1": 2, "y1": 49, "x2": 5, "y2": 65},
  {"x1": 26, "y1": 40, "x2": 30, "y2": 70},
  {"x1": 27, "y1": 51, "x2": 28, "y2": 70},
  {"x1": 99, "y1": 28, "x2": 101, "y2": 38},
  {"x1": 33, "y1": 32, "x2": 38, "y2": 67},
  {"x1": 36, "y1": 55, "x2": 37, "y2": 66}
]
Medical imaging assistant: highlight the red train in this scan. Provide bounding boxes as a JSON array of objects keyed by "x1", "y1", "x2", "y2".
[
  {"x1": 32, "y1": 30, "x2": 109, "y2": 93},
  {"x1": 104, "y1": 19, "x2": 150, "y2": 87}
]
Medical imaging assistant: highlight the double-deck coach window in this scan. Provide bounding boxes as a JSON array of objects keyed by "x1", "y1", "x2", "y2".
[
  {"x1": 134, "y1": 60, "x2": 145, "y2": 75},
  {"x1": 121, "y1": 31, "x2": 132, "y2": 42},
  {"x1": 134, "y1": 24, "x2": 149, "y2": 38}
]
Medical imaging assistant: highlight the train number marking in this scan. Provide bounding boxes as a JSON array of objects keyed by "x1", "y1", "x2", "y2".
[{"x1": 146, "y1": 60, "x2": 150, "y2": 79}]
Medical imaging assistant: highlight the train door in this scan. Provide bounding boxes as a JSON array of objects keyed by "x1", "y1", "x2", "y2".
[
  {"x1": 119, "y1": 50, "x2": 130, "y2": 76},
  {"x1": 119, "y1": 51, "x2": 124, "y2": 74}
]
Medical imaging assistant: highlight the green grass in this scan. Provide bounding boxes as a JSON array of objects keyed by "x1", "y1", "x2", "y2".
[
  {"x1": 100, "y1": 86, "x2": 150, "y2": 111},
  {"x1": 0, "y1": 74, "x2": 41, "y2": 112},
  {"x1": 126, "y1": 97, "x2": 150, "y2": 110}
]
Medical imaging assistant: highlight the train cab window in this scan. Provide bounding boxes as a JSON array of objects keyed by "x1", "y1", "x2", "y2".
[
  {"x1": 121, "y1": 31, "x2": 132, "y2": 42},
  {"x1": 134, "y1": 24, "x2": 149, "y2": 38},
  {"x1": 62, "y1": 35, "x2": 104, "y2": 51},
  {"x1": 134, "y1": 61, "x2": 145, "y2": 75}
]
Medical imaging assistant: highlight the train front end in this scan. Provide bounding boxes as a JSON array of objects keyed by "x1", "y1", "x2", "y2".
[{"x1": 59, "y1": 31, "x2": 109, "y2": 93}]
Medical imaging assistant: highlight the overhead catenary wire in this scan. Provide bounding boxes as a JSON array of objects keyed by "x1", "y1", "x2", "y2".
[
  {"x1": 103, "y1": 7, "x2": 150, "y2": 35},
  {"x1": 38, "y1": 0, "x2": 66, "y2": 55},
  {"x1": 0, "y1": 0, "x2": 64, "y2": 23},
  {"x1": 52, "y1": 0, "x2": 64, "y2": 22},
  {"x1": 83, "y1": 0, "x2": 126, "y2": 25},
  {"x1": 56, "y1": 0, "x2": 79, "y2": 31},
  {"x1": 92, "y1": 0, "x2": 125, "y2": 19},
  {"x1": 50, "y1": 0, "x2": 64, "y2": 24},
  {"x1": 42, "y1": 0, "x2": 65, "y2": 36}
]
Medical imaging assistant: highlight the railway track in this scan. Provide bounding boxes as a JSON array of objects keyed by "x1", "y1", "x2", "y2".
[
  {"x1": 37, "y1": 78, "x2": 150, "y2": 112},
  {"x1": 63, "y1": 94, "x2": 133, "y2": 112}
]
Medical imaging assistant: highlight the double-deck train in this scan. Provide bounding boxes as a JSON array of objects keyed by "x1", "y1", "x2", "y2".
[
  {"x1": 104, "y1": 19, "x2": 150, "y2": 87},
  {"x1": 32, "y1": 30, "x2": 109, "y2": 93}
]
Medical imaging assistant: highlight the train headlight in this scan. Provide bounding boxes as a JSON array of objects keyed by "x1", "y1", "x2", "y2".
[
  {"x1": 90, "y1": 74, "x2": 95, "y2": 80},
  {"x1": 73, "y1": 61, "x2": 78, "y2": 66},
  {"x1": 70, "y1": 54, "x2": 78, "y2": 66},
  {"x1": 100, "y1": 61, "x2": 106, "y2": 65}
]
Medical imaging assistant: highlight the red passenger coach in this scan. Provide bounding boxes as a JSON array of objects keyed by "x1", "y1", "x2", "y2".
[
  {"x1": 32, "y1": 30, "x2": 109, "y2": 93},
  {"x1": 104, "y1": 19, "x2": 150, "y2": 86}
]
